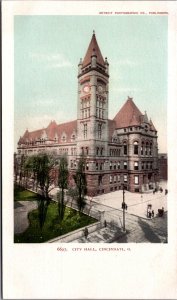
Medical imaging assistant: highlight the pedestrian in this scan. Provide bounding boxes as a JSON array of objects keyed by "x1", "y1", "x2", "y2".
[
  {"x1": 84, "y1": 227, "x2": 89, "y2": 239},
  {"x1": 125, "y1": 204, "x2": 128, "y2": 210},
  {"x1": 104, "y1": 220, "x2": 107, "y2": 227},
  {"x1": 152, "y1": 210, "x2": 154, "y2": 217},
  {"x1": 149, "y1": 211, "x2": 152, "y2": 218},
  {"x1": 162, "y1": 207, "x2": 164, "y2": 216}
]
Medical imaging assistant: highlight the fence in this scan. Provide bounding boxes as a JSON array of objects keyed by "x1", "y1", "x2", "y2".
[{"x1": 47, "y1": 221, "x2": 101, "y2": 243}]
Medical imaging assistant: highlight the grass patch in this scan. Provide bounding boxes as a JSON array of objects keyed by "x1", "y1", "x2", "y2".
[
  {"x1": 14, "y1": 185, "x2": 41, "y2": 201},
  {"x1": 14, "y1": 202, "x2": 97, "y2": 243}
]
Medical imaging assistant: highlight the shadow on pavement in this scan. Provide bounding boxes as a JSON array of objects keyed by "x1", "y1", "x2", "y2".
[
  {"x1": 112, "y1": 229, "x2": 129, "y2": 243},
  {"x1": 138, "y1": 218, "x2": 161, "y2": 243},
  {"x1": 14, "y1": 201, "x2": 24, "y2": 208}
]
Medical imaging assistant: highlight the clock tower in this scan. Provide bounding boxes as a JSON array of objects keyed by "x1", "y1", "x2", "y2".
[{"x1": 77, "y1": 31, "x2": 109, "y2": 169}]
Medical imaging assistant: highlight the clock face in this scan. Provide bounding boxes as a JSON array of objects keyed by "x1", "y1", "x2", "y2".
[
  {"x1": 98, "y1": 85, "x2": 104, "y2": 93},
  {"x1": 83, "y1": 84, "x2": 90, "y2": 93}
]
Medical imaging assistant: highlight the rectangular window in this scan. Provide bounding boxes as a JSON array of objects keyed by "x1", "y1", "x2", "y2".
[
  {"x1": 134, "y1": 145, "x2": 138, "y2": 155},
  {"x1": 84, "y1": 123, "x2": 87, "y2": 139},
  {"x1": 117, "y1": 175, "x2": 120, "y2": 182},
  {"x1": 118, "y1": 162, "x2": 120, "y2": 169},
  {"x1": 134, "y1": 175, "x2": 139, "y2": 185},
  {"x1": 141, "y1": 162, "x2": 144, "y2": 170},
  {"x1": 124, "y1": 161, "x2": 127, "y2": 169},
  {"x1": 114, "y1": 175, "x2": 117, "y2": 183},
  {"x1": 124, "y1": 145, "x2": 127, "y2": 155},
  {"x1": 110, "y1": 162, "x2": 112, "y2": 170},
  {"x1": 98, "y1": 124, "x2": 102, "y2": 139},
  {"x1": 141, "y1": 147, "x2": 143, "y2": 155},
  {"x1": 134, "y1": 162, "x2": 139, "y2": 170},
  {"x1": 124, "y1": 175, "x2": 127, "y2": 182},
  {"x1": 98, "y1": 175, "x2": 102, "y2": 186},
  {"x1": 110, "y1": 175, "x2": 113, "y2": 184}
]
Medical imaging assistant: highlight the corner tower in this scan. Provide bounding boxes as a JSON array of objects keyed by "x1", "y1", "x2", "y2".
[{"x1": 77, "y1": 31, "x2": 109, "y2": 161}]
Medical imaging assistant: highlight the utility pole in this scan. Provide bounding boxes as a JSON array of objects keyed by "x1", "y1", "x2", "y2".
[{"x1": 122, "y1": 184, "x2": 126, "y2": 232}]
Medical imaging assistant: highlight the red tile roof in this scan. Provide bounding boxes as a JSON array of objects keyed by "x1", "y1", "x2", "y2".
[
  {"x1": 113, "y1": 97, "x2": 143, "y2": 128},
  {"x1": 18, "y1": 120, "x2": 77, "y2": 144},
  {"x1": 82, "y1": 32, "x2": 105, "y2": 67}
]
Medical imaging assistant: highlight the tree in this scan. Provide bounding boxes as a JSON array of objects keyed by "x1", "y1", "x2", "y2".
[
  {"x1": 73, "y1": 156, "x2": 87, "y2": 214},
  {"x1": 14, "y1": 153, "x2": 18, "y2": 184},
  {"x1": 67, "y1": 187, "x2": 78, "y2": 208},
  {"x1": 57, "y1": 155, "x2": 69, "y2": 222},
  {"x1": 24, "y1": 153, "x2": 58, "y2": 230},
  {"x1": 18, "y1": 154, "x2": 26, "y2": 186}
]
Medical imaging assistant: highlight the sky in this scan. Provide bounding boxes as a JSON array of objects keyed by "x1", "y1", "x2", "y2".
[{"x1": 14, "y1": 15, "x2": 167, "y2": 152}]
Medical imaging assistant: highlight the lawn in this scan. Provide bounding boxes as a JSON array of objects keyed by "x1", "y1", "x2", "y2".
[
  {"x1": 14, "y1": 202, "x2": 97, "y2": 243},
  {"x1": 14, "y1": 185, "x2": 41, "y2": 201}
]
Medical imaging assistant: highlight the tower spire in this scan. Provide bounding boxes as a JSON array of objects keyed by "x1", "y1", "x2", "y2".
[{"x1": 82, "y1": 32, "x2": 105, "y2": 67}]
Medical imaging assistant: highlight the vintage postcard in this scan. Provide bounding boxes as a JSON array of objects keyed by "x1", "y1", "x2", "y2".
[{"x1": 2, "y1": 1, "x2": 177, "y2": 299}]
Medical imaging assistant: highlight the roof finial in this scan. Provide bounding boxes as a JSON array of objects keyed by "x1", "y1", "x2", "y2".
[{"x1": 93, "y1": 30, "x2": 95, "y2": 35}]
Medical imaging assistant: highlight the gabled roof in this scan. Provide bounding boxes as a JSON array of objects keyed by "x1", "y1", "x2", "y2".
[
  {"x1": 46, "y1": 121, "x2": 58, "y2": 140},
  {"x1": 113, "y1": 97, "x2": 143, "y2": 129},
  {"x1": 82, "y1": 32, "x2": 105, "y2": 67}
]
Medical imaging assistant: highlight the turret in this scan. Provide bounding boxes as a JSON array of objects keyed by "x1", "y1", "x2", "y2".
[{"x1": 78, "y1": 58, "x2": 83, "y2": 75}]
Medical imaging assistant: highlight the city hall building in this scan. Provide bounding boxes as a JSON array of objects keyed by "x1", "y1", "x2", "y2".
[{"x1": 17, "y1": 32, "x2": 159, "y2": 195}]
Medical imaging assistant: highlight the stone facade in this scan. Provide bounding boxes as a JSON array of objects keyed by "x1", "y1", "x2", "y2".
[
  {"x1": 158, "y1": 153, "x2": 168, "y2": 181},
  {"x1": 17, "y1": 32, "x2": 159, "y2": 195}
]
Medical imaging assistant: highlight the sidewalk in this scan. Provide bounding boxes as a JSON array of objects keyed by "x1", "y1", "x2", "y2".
[
  {"x1": 71, "y1": 212, "x2": 167, "y2": 243},
  {"x1": 92, "y1": 181, "x2": 167, "y2": 219},
  {"x1": 71, "y1": 225, "x2": 126, "y2": 243}
]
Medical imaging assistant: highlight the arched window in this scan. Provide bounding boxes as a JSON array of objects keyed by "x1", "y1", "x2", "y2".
[
  {"x1": 141, "y1": 141, "x2": 144, "y2": 155},
  {"x1": 145, "y1": 142, "x2": 149, "y2": 155},
  {"x1": 134, "y1": 141, "x2": 139, "y2": 155},
  {"x1": 150, "y1": 143, "x2": 152, "y2": 156}
]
